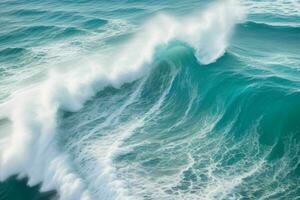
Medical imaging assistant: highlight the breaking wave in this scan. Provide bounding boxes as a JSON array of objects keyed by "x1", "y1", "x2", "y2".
[
  {"x1": 1, "y1": 0, "x2": 300, "y2": 200},
  {"x1": 0, "y1": 1, "x2": 245, "y2": 199}
]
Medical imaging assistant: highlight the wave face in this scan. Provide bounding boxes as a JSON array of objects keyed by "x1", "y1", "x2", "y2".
[{"x1": 0, "y1": 0, "x2": 300, "y2": 199}]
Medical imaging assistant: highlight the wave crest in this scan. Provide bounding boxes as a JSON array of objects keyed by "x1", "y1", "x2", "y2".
[{"x1": 0, "y1": 1, "x2": 245, "y2": 199}]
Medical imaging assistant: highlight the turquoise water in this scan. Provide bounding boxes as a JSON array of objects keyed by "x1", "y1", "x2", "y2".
[{"x1": 0, "y1": 0, "x2": 300, "y2": 200}]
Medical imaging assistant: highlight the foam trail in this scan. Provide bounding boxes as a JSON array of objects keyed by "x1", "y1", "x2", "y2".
[{"x1": 0, "y1": 1, "x2": 245, "y2": 199}]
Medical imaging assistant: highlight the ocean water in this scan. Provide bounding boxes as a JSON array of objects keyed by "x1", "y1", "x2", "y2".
[{"x1": 0, "y1": 0, "x2": 300, "y2": 199}]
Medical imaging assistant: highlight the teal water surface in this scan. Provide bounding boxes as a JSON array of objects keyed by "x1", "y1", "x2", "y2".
[{"x1": 0, "y1": 0, "x2": 300, "y2": 200}]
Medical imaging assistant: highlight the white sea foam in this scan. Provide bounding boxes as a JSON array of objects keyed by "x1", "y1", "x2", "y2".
[{"x1": 0, "y1": 1, "x2": 245, "y2": 199}]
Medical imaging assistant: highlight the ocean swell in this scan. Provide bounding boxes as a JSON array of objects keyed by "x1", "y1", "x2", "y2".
[{"x1": 0, "y1": 1, "x2": 245, "y2": 200}]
